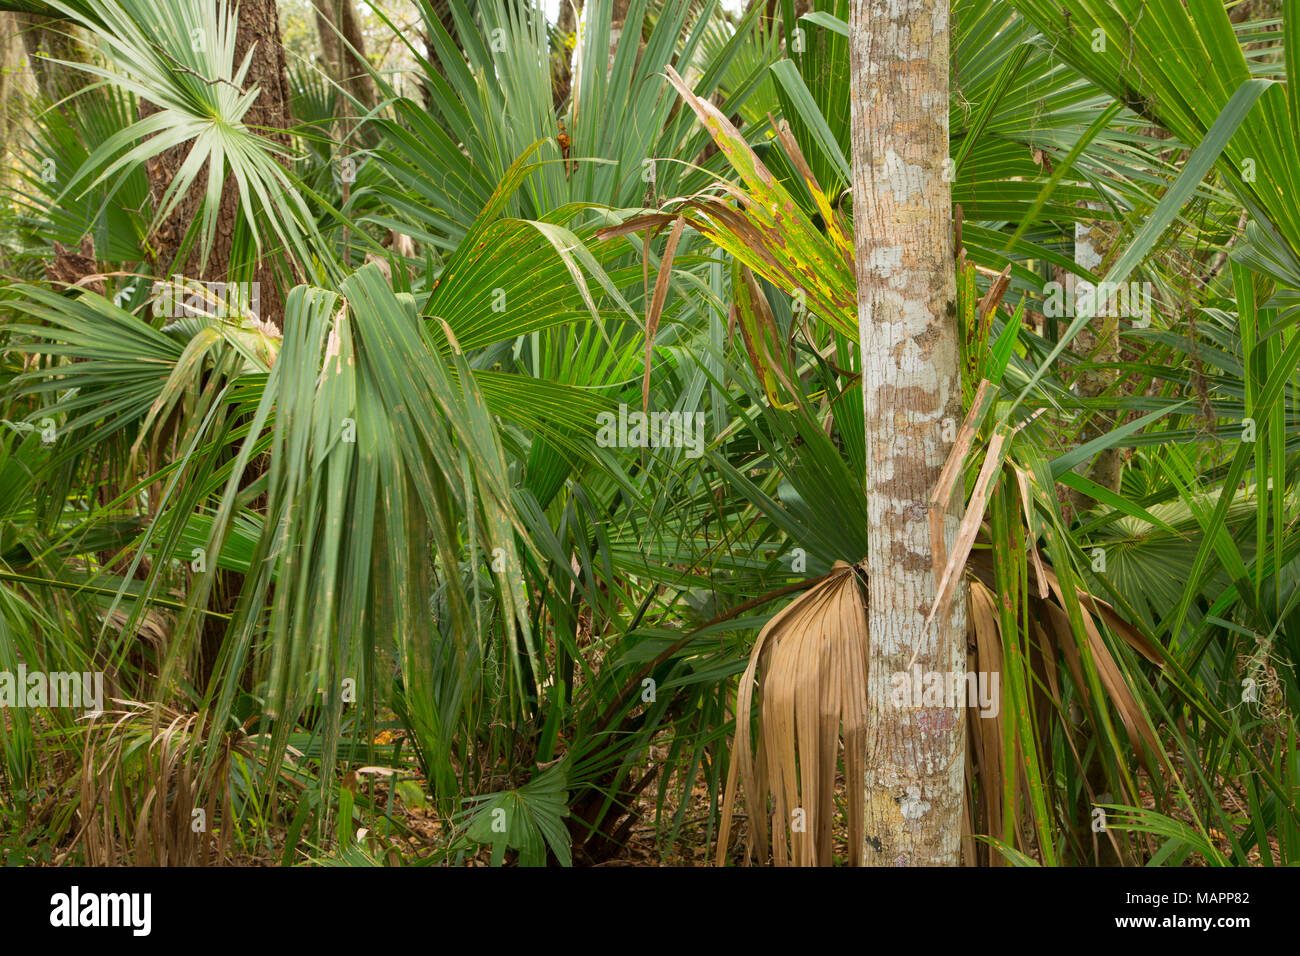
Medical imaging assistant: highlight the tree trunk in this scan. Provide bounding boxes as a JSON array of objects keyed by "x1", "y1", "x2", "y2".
[
  {"x1": 556, "y1": 0, "x2": 582, "y2": 39},
  {"x1": 608, "y1": 0, "x2": 631, "y2": 72},
  {"x1": 417, "y1": 0, "x2": 459, "y2": 107},
  {"x1": 137, "y1": 0, "x2": 292, "y2": 689},
  {"x1": 311, "y1": 0, "x2": 376, "y2": 110},
  {"x1": 14, "y1": 12, "x2": 91, "y2": 104},
  {"x1": 849, "y1": 0, "x2": 966, "y2": 866},
  {"x1": 142, "y1": 0, "x2": 292, "y2": 328},
  {"x1": 1069, "y1": 207, "x2": 1122, "y2": 498},
  {"x1": 752, "y1": 0, "x2": 813, "y2": 20},
  {"x1": 551, "y1": 0, "x2": 582, "y2": 111},
  {"x1": 0, "y1": 15, "x2": 33, "y2": 203}
]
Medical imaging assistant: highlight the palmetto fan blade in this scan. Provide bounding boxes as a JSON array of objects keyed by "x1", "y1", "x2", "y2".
[
  {"x1": 184, "y1": 265, "x2": 538, "y2": 806},
  {"x1": 1010, "y1": 0, "x2": 1300, "y2": 260},
  {"x1": 47, "y1": 0, "x2": 322, "y2": 275},
  {"x1": 362, "y1": 0, "x2": 772, "y2": 249}
]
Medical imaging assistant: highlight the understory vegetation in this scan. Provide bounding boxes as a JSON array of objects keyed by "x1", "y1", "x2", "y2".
[{"x1": 0, "y1": 0, "x2": 1298, "y2": 866}]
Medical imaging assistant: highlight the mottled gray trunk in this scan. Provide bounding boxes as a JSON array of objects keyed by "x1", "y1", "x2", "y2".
[
  {"x1": 1070, "y1": 206, "x2": 1122, "y2": 498},
  {"x1": 849, "y1": 0, "x2": 966, "y2": 866},
  {"x1": 0, "y1": 15, "x2": 33, "y2": 200}
]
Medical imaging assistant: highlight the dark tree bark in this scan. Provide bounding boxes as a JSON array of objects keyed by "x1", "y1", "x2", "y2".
[
  {"x1": 414, "y1": 0, "x2": 462, "y2": 111},
  {"x1": 136, "y1": 0, "x2": 293, "y2": 691},
  {"x1": 141, "y1": 0, "x2": 292, "y2": 329},
  {"x1": 748, "y1": 0, "x2": 813, "y2": 21},
  {"x1": 551, "y1": 0, "x2": 582, "y2": 111},
  {"x1": 312, "y1": 0, "x2": 376, "y2": 110},
  {"x1": 14, "y1": 11, "x2": 91, "y2": 104}
]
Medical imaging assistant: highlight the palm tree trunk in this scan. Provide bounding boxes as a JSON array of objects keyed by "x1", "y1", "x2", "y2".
[
  {"x1": 608, "y1": 0, "x2": 632, "y2": 72},
  {"x1": 551, "y1": 0, "x2": 582, "y2": 110},
  {"x1": 1070, "y1": 207, "x2": 1122, "y2": 496},
  {"x1": 849, "y1": 0, "x2": 967, "y2": 865}
]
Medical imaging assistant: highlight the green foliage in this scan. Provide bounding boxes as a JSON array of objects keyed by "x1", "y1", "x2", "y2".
[{"x1": 0, "y1": 0, "x2": 1297, "y2": 868}]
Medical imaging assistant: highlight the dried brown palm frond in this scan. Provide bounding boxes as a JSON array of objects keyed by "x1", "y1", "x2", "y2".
[
  {"x1": 962, "y1": 549, "x2": 1165, "y2": 866},
  {"x1": 105, "y1": 606, "x2": 176, "y2": 699},
  {"x1": 73, "y1": 701, "x2": 246, "y2": 866},
  {"x1": 716, "y1": 561, "x2": 868, "y2": 867},
  {"x1": 718, "y1": 545, "x2": 1166, "y2": 867}
]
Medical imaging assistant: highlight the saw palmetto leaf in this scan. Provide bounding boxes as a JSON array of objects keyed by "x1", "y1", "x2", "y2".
[{"x1": 48, "y1": 0, "x2": 322, "y2": 274}]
